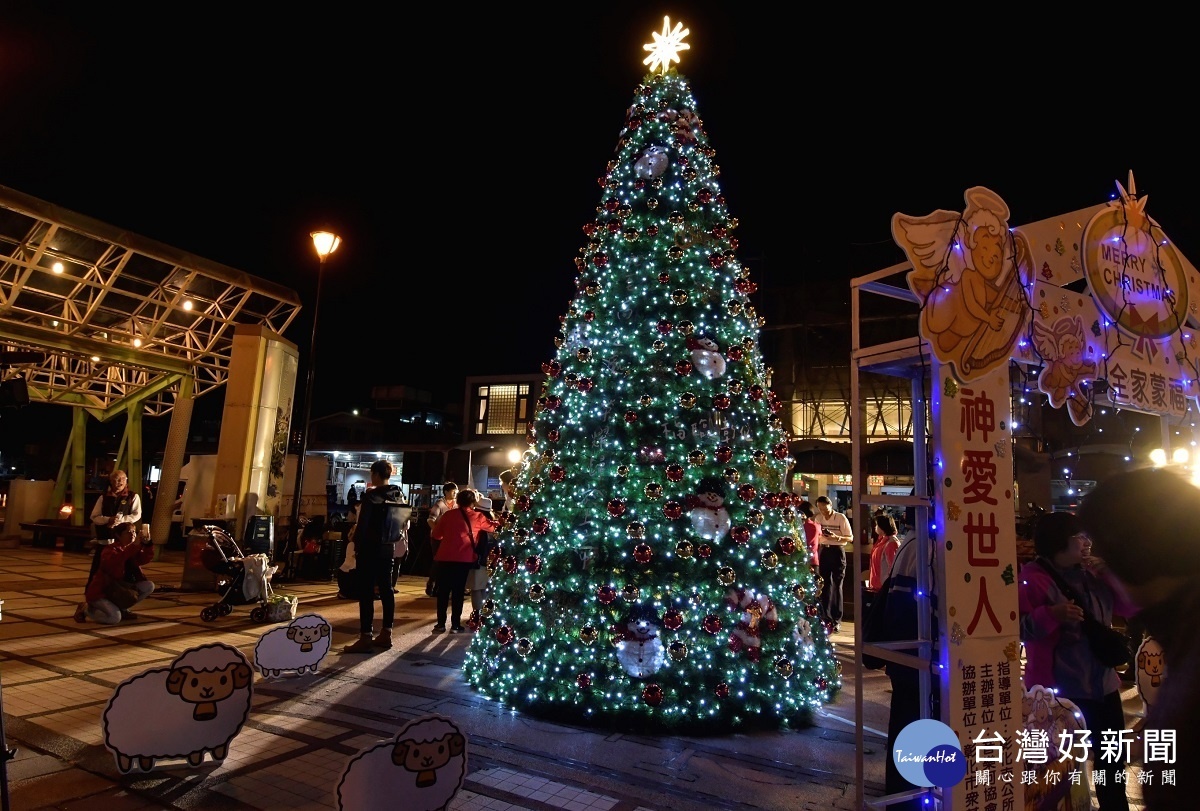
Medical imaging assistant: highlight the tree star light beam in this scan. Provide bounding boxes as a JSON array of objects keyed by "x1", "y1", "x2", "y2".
[{"x1": 643, "y1": 16, "x2": 690, "y2": 74}]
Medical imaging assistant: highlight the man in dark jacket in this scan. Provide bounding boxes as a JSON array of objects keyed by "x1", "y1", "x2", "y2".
[{"x1": 342, "y1": 459, "x2": 411, "y2": 654}]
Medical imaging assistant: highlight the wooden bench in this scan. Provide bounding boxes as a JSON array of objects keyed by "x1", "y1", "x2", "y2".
[{"x1": 19, "y1": 521, "x2": 95, "y2": 553}]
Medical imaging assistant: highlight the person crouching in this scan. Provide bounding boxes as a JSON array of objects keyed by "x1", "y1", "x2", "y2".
[{"x1": 80, "y1": 522, "x2": 155, "y2": 624}]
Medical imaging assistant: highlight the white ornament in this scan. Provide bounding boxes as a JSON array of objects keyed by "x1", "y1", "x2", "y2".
[
  {"x1": 634, "y1": 145, "x2": 670, "y2": 179},
  {"x1": 689, "y1": 489, "x2": 731, "y2": 540},
  {"x1": 689, "y1": 336, "x2": 726, "y2": 380},
  {"x1": 617, "y1": 618, "x2": 665, "y2": 678}
]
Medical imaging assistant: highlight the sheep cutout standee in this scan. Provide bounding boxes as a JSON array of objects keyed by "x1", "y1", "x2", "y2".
[
  {"x1": 1135, "y1": 635, "x2": 1167, "y2": 713},
  {"x1": 102, "y1": 642, "x2": 253, "y2": 774},
  {"x1": 253, "y1": 613, "x2": 332, "y2": 677},
  {"x1": 337, "y1": 714, "x2": 467, "y2": 811}
]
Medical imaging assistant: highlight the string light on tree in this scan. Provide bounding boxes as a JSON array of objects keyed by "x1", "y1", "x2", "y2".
[{"x1": 462, "y1": 18, "x2": 839, "y2": 732}]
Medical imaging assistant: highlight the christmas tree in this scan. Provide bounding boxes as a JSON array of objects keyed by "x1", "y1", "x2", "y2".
[{"x1": 463, "y1": 17, "x2": 841, "y2": 732}]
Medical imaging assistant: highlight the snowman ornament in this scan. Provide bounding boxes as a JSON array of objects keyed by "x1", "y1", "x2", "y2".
[
  {"x1": 687, "y1": 335, "x2": 726, "y2": 380},
  {"x1": 617, "y1": 607, "x2": 665, "y2": 678},
  {"x1": 689, "y1": 477, "x2": 732, "y2": 541}
]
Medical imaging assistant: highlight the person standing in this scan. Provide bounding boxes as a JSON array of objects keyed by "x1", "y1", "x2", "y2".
[
  {"x1": 80, "y1": 522, "x2": 155, "y2": 624},
  {"x1": 1078, "y1": 468, "x2": 1198, "y2": 811},
  {"x1": 1018, "y1": 511, "x2": 1135, "y2": 811},
  {"x1": 798, "y1": 500, "x2": 820, "y2": 561},
  {"x1": 89, "y1": 469, "x2": 142, "y2": 542},
  {"x1": 466, "y1": 495, "x2": 497, "y2": 625},
  {"x1": 813, "y1": 495, "x2": 852, "y2": 632},
  {"x1": 342, "y1": 460, "x2": 410, "y2": 654},
  {"x1": 430, "y1": 489, "x2": 499, "y2": 634},
  {"x1": 865, "y1": 513, "x2": 900, "y2": 616},
  {"x1": 424, "y1": 481, "x2": 458, "y2": 597}
]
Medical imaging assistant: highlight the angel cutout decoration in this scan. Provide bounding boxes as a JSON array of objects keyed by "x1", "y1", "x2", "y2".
[
  {"x1": 1030, "y1": 314, "x2": 1097, "y2": 425},
  {"x1": 892, "y1": 186, "x2": 1032, "y2": 382}
]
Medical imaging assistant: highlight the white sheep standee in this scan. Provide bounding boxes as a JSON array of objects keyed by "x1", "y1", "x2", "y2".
[
  {"x1": 253, "y1": 613, "x2": 332, "y2": 677},
  {"x1": 337, "y1": 714, "x2": 468, "y2": 811},
  {"x1": 102, "y1": 642, "x2": 254, "y2": 773}
]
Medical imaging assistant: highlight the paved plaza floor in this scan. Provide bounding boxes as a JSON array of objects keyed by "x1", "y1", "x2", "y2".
[{"x1": 0, "y1": 543, "x2": 1148, "y2": 810}]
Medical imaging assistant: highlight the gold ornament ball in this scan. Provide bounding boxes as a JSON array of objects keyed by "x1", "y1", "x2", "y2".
[
  {"x1": 481, "y1": 599, "x2": 496, "y2": 617},
  {"x1": 668, "y1": 212, "x2": 685, "y2": 226},
  {"x1": 790, "y1": 583, "x2": 807, "y2": 601},
  {"x1": 617, "y1": 204, "x2": 632, "y2": 220},
  {"x1": 652, "y1": 339, "x2": 666, "y2": 352},
  {"x1": 541, "y1": 449, "x2": 555, "y2": 462},
  {"x1": 627, "y1": 521, "x2": 646, "y2": 539},
  {"x1": 623, "y1": 228, "x2": 639, "y2": 242},
  {"x1": 639, "y1": 394, "x2": 653, "y2": 407},
  {"x1": 617, "y1": 464, "x2": 630, "y2": 477},
  {"x1": 623, "y1": 584, "x2": 641, "y2": 602},
  {"x1": 528, "y1": 476, "x2": 544, "y2": 493},
  {"x1": 580, "y1": 624, "x2": 599, "y2": 644},
  {"x1": 677, "y1": 320, "x2": 695, "y2": 335},
  {"x1": 669, "y1": 641, "x2": 688, "y2": 661},
  {"x1": 747, "y1": 509, "x2": 765, "y2": 527},
  {"x1": 728, "y1": 379, "x2": 744, "y2": 395},
  {"x1": 555, "y1": 336, "x2": 565, "y2": 348},
  {"x1": 752, "y1": 450, "x2": 768, "y2": 465},
  {"x1": 644, "y1": 482, "x2": 664, "y2": 499},
  {"x1": 682, "y1": 168, "x2": 698, "y2": 182},
  {"x1": 687, "y1": 200, "x2": 700, "y2": 212},
  {"x1": 774, "y1": 657, "x2": 793, "y2": 678},
  {"x1": 781, "y1": 507, "x2": 796, "y2": 524},
  {"x1": 513, "y1": 528, "x2": 529, "y2": 546},
  {"x1": 761, "y1": 551, "x2": 779, "y2": 569},
  {"x1": 727, "y1": 300, "x2": 744, "y2": 315},
  {"x1": 688, "y1": 449, "x2": 706, "y2": 466},
  {"x1": 676, "y1": 540, "x2": 694, "y2": 558},
  {"x1": 723, "y1": 467, "x2": 740, "y2": 483},
  {"x1": 576, "y1": 347, "x2": 592, "y2": 362},
  {"x1": 516, "y1": 637, "x2": 533, "y2": 657},
  {"x1": 647, "y1": 197, "x2": 659, "y2": 210},
  {"x1": 742, "y1": 337, "x2": 756, "y2": 351},
  {"x1": 672, "y1": 289, "x2": 689, "y2": 304},
  {"x1": 528, "y1": 584, "x2": 546, "y2": 602},
  {"x1": 680, "y1": 392, "x2": 698, "y2": 409},
  {"x1": 717, "y1": 566, "x2": 736, "y2": 586}
]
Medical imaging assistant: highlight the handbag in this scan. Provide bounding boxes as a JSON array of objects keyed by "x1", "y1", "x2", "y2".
[
  {"x1": 1033, "y1": 558, "x2": 1131, "y2": 669},
  {"x1": 460, "y1": 508, "x2": 485, "y2": 569}
]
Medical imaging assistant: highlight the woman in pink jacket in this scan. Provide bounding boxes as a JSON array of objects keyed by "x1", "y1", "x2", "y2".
[{"x1": 430, "y1": 489, "x2": 499, "y2": 633}]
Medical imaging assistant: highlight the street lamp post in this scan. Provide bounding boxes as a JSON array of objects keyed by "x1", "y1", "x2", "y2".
[{"x1": 289, "y1": 230, "x2": 341, "y2": 555}]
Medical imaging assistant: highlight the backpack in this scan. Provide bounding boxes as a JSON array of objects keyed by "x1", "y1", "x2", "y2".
[{"x1": 356, "y1": 492, "x2": 412, "y2": 558}]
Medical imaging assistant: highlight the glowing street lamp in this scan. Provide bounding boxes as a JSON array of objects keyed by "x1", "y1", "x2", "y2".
[{"x1": 289, "y1": 230, "x2": 341, "y2": 551}]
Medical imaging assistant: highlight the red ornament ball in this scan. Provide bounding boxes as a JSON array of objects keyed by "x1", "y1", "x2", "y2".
[
  {"x1": 657, "y1": 271, "x2": 671, "y2": 284},
  {"x1": 736, "y1": 483, "x2": 758, "y2": 502},
  {"x1": 715, "y1": 682, "x2": 730, "y2": 698},
  {"x1": 524, "y1": 555, "x2": 542, "y2": 574},
  {"x1": 607, "y1": 498, "x2": 627, "y2": 518},
  {"x1": 633, "y1": 543, "x2": 653, "y2": 564},
  {"x1": 806, "y1": 604, "x2": 820, "y2": 618},
  {"x1": 665, "y1": 463, "x2": 685, "y2": 482},
  {"x1": 772, "y1": 442, "x2": 789, "y2": 460},
  {"x1": 697, "y1": 543, "x2": 713, "y2": 558},
  {"x1": 712, "y1": 393, "x2": 731, "y2": 410},
  {"x1": 545, "y1": 395, "x2": 562, "y2": 411},
  {"x1": 531, "y1": 516, "x2": 550, "y2": 534},
  {"x1": 657, "y1": 320, "x2": 673, "y2": 334},
  {"x1": 549, "y1": 465, "x2": 566, "y2": 482},
  {"x1": 707, "y1": 252, "x2": 724, "y2": 268},
  {"x1": 546, "y1": 429, "x2": 560, "y2": 442},
  {"x1": 778, "y1": 537, "x2": 797, "y2": 556},
  {"x1": 663, "y1": 501, "x2": 683, "y2": 520},
  {"x1": 663, "y1": 608, "x2": 684, "y2": 630},
  {"x1": 541, "y1": 360, "x2": 562, "y2": 376},
  {"x1": 577, "y1": 673, "x2": 592, "y2": 689},
  {"x1": 596, "y1": 585, "x2": 617, "y2": 605},
  {"x1": 496, "y1": 625, "x2": 515, "y2": 645},
  {"x1": 702, "y1": 614, "x2": 722, "y2": 634},
  {"x1": 715, "y1": 444, "x2": 733, "y2": 464},
  {"x1": 584, "y1": 310, "x2": 595, "y2": 322},
  {"x1": 624, "y1": 410, "x2": 639, "y2": 424},
  {"x1": 749, "y1": 384, "x2": 765, "y2": 400},
  {"x1": 577, "y1": 377, "x2": 594, "y2": 393},
  {"x1": 503, "y1": 555, "x2": 519, "y2": 575},
  {"x1": 731, "y1": 525, "x2": 750, "y2": 545},
  {"x1": 763, "y1": 492, "x2": 783, "y2": 509},
  {"x1": 674, "y1": 359, "x2": 693, "y2": 376},
  {"x1": 727, "y1": 346, "x2": 744, "y2": 362},
  {"x1": 641, "y1": 684, "x2": 664, "y2": 707}
]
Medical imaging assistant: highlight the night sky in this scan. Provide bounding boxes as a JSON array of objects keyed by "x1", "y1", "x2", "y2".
[{"x1": 3, "y1": 4, "x2": 1200, "y2": 426}]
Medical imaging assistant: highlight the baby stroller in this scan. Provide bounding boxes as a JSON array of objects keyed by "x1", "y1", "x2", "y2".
[{"x1": 198, "y1": 525, "x2": 278, "y2": 623}]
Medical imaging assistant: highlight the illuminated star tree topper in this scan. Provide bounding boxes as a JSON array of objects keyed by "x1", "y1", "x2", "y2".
[{"x1": 643, "y1": 16, "x2": 690, "y2": 74}]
